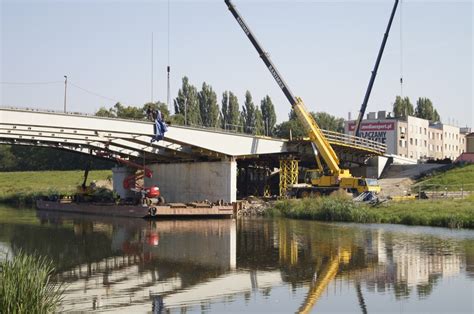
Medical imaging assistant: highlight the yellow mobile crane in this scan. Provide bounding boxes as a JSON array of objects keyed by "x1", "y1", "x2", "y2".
[{"x1": 224, "y1": 0, "x2": 380, "y2": 197}]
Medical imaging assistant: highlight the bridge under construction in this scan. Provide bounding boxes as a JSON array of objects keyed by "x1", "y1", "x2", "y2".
[{"x1": 0, "y1": 107, "x2": 387, "y2": 202}]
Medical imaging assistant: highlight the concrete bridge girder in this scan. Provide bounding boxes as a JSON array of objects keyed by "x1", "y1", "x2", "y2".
[
  {"x1": 0, "y1": 127, "x2": 203, "y2": 161},
  {"x1": 0, "y1": 133, "x2": 141, "y2": 158},
  {"x1": 0, "y1": 124, "x2": 197, "y2": 159},
  {"x1": 0, "y1": 109, "x2": 289, "y2": 157}
]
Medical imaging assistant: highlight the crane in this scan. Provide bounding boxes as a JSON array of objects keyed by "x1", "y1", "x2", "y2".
[
  {"x1": 354, "y1": 0, "x2": 400, "y2": 137},
  {"x1": 224, "y1": 0, "x2": 380, "y2": 196}
]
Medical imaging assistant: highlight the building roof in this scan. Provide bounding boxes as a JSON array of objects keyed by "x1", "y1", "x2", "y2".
[{"x1": 455, "y1": 153, "x2": 474, "y2": 164}]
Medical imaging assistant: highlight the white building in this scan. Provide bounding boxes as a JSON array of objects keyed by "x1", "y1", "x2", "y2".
[{"x1": 346, "y1": 111, "x2": 468, "y2": 162}]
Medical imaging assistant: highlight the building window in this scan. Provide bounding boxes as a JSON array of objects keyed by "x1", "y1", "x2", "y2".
[
  {"x1": 410, "y1": 138, "x2": 413, "y2": 145},
  {"x1": 424, "y1": 140, "x2": 427, "y2": 147},
  {"x1": 424, "y1": 128, "x2": 427, "y2": 135},
  {"x1": 415, "y1": 139, "x2": 418, "y2": 145}
]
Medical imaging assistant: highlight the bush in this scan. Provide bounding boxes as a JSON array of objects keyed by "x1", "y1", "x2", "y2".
[
  {"x1": 0, "y1": 251, "x2": 64, "y2": 313},
  {"x1": 269, "y1": 193, "x2": 474, "y2": 229}
]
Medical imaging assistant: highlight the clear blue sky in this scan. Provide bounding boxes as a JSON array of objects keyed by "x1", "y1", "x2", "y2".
[{"x1": 1, "y1": 0, "x2": 472, "y2": 127}]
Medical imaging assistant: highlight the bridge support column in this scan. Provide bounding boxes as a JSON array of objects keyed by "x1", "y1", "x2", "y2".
[
  {"x1": 146, "y1": 160, "x2": 237, "y2": 203},
  {"x1": 112, "y1": 166, "x2": 135, "y2": 199}
]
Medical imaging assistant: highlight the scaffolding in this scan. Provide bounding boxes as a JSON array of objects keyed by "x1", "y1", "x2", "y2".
[{"x1": 279, "y1": 158, "x2": 299, "y2": 197}]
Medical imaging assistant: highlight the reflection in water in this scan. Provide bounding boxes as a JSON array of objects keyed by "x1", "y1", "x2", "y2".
[{"x1": 0, "y1": 206, "x2": 473, "y2": 313}]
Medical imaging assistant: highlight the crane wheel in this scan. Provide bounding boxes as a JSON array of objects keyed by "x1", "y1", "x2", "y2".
[
  {"x1": 158, "y1": 196, "x2": 165, "y2": 205},
  {"x1": 148, "y1": 207, "x2": 157, "y2": 217},
  {"x1": 300, "y1": 190, "x2": 311, "y2": 198}
]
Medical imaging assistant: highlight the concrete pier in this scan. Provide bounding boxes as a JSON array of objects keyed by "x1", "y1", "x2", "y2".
[
  {"x1": 145, "y1": 160, "x2": 237, "y2": 203},
  {"x1": 112, "y1": 166, "x2": 135, "y2": 199}
]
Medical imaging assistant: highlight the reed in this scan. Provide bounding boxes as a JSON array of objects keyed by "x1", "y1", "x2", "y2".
[{"x1": 0, "y1": 251, "x2": 64, "y2": 313}]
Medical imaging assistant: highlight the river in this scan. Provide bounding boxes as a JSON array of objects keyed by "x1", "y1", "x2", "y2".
[{"x1": 0, "y1": 205, "x2": 473, "y2": 313}]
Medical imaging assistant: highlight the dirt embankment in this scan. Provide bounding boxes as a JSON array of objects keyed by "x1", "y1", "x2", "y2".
[{"x1": 378, "y1": 164, "x2": 445, "y2": 197}]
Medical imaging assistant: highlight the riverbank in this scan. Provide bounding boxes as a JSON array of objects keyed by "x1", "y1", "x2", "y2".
[
  {"x1": 267, "y1": 194, "x2": 474, "y2": 229},
  {"x1": 0, "y1": 170, "x2": 112, "y2": 205}
]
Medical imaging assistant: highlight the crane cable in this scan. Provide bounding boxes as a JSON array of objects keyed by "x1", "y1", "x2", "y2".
[
  {"x1": 400, "y1": 0, "x2": 404, "y2": 97},
  {"x1": 166, "y1": 0, "x2": 171, "y2": 112}
]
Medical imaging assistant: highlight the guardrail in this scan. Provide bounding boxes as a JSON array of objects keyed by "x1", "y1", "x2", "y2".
[
  {"x1": 410, "y1": 183, "x2": 474, "y2": 199},
  {"x1": 321, "y1": 129, "x2": 387, "y2": 155}
]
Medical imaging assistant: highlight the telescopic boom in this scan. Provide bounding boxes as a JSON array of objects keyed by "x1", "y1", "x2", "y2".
[
  {"x1": 224, "y1": 0, "x2": 346, "y2": 176},
  {"x1": 224, "y1": 0, "x2": 297, "y2": 106},
  {"x1": 354, "y1": 0, "x2": 399, "y2": 137}
]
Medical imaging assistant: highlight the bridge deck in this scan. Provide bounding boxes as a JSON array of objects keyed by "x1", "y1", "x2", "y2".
[{"x1": 0, "y1": 107, "x2": 386, "y2": 161}]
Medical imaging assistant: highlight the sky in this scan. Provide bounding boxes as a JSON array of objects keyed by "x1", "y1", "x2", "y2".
[{"x1": 1, "y1": 0, "x2": 472, "y2": 127}]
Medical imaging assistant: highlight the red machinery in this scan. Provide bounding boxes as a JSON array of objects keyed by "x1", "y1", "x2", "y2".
[{"x1": 116, "y1": 157, "x2": 164, "y2": 202}]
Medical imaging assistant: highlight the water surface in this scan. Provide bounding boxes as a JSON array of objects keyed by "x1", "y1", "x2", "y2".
[{"x1": 1, "y1": 205, "x2": 473, "y2": 313}]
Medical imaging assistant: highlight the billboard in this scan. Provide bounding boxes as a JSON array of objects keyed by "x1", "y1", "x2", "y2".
[{"x1": 347, "y1": 121, "x2": 396, "y2": 153}]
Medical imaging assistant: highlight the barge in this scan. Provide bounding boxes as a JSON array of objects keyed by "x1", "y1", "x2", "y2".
[{"x1": 36, "y1": 199, "x2": 234, "y2": 219}]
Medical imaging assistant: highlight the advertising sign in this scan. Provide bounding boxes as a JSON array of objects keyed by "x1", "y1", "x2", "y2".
[{"x1": 347, "y1": 121, "x2": 395, "y2": 144}]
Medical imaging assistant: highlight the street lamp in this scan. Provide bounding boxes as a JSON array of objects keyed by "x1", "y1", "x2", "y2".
[{"x1": 63, "y1": 75, "x2": 68, "y2": 113}]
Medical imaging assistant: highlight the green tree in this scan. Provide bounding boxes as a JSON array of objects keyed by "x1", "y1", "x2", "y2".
[
  {"x1": 313, "y1": 112, "x2": 344, "y2": 133},
  {"x1": 275, "y1": 110, "x2": 344, "y2": 138},
  {"x1": 112, "y1": 102, "x2": 145, "y2": 120},
  {"x1": 415, "y1": 97, "x2": 441, "y2": 122},
  {"x1": 393, "y1": 96, "x2": 414, "y2": 118},
  {"x1": 242, "y1": 91, "x2": 256, "y2": 134},
  {"x1": 198, "y1": 82, "x2": 220, "y2": 128},
  {"x1": 0, "y1": 145, "x2": 17, "y2": 170},
  {"x1": 260, "y1": 95, "x2": 277, "y2": 136},
  {"x1": 275, "y1": 119, "x2": 306, "y2": 139},
  {"x1": 253, "y1": 108, "x2": 265, "y2": 135},
  {"x1": 173, "y1": 76, "x2": 201, "y2": 126},
  {"x1": 221, "y1": 91, "x2": 241, "y2": 131},
  {"x1": 95, "y1": 106, "x2": 116, "y2": 118}
]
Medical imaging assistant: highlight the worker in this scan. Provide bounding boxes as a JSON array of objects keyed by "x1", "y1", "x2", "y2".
[
  {"x1": 90, "y1": 180, "x2": 97, "y2": 190},
  {"x1": 146, "y1": 106, "x2": 154, "y2": 121}
]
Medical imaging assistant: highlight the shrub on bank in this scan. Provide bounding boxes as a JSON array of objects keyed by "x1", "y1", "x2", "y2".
[
  {"x1": 271, "y1": 194, "x2": 381, "y2": 223},
  {"x1": 269, "y1": 194, "x2": 474, "y2": 229},
  {"x1": 0, "y1": 251, "x2": 64, "y2": 313}
]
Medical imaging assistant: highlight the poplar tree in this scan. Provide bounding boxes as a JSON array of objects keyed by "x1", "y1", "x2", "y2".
[
  {"x1": 242, "y1": 91, "x2": 256, "y2": 134},
  {"x1": 221, "y1": 91, "x2": 241, "y2": 131},
  {"x1": 415, "y1": 97, "x2": 441, "y2": 122},
  {"x1": 174, "y1": 76, "x2": 201, "y2": 126},
  {"x1": 260, "y1": 95, "x2": 277, "y2": 136},
  {"x1": 393, "y1": 96, "x2": 414, "y2": 118},
  {"x1": 198, "y1": 82, "x2": 220, "y2": 127}
]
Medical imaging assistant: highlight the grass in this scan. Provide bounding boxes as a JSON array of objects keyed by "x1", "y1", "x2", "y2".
[
  {"x1": 0, "y1": 251, "x2": 64, "y2": 313},
  {"x1": 268, "y1": 193, "x2": 474, "y2": 229},
  {"x1": 0, "y1": 170, "x2": 112, "y2": 205},
  {"x1": 414, "y1": 164, "x2": 474, "y2": 191}
]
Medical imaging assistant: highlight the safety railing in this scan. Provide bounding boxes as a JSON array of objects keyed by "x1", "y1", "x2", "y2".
[
  {"x1": 321, "y1": 129, "x2": 387, "y2": 155},
  {"x1": 410, "y1": 183, "x2": 474, "y2": 199}
]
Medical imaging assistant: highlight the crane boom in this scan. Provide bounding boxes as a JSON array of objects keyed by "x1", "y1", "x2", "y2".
[
  {"x1": 354, "y1": 0, "x2": 399, "y2": 137},
  {"x1": 225, "y1": 0, "x2": 347, "y2": 177}
]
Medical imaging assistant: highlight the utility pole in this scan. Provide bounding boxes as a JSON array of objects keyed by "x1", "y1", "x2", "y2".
[
  {"x1": 63, "y1": 75, "x2": 68, "y2": 113},
  {"x1": 151, "y1": 32, "x2": 154, "y2": 103}
]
